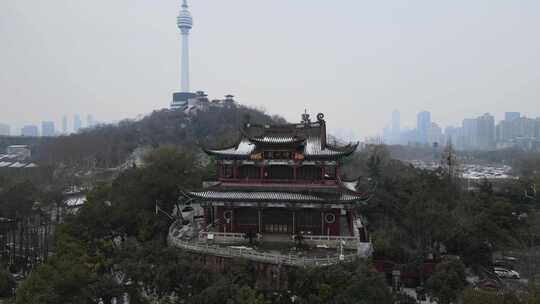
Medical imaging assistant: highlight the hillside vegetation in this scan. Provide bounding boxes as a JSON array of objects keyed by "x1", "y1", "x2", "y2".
[{"x1": 32, "y1": 105, "x2": 285, "y2": 167}]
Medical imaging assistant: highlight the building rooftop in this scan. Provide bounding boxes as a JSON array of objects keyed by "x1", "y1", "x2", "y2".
[
  {"x1": 189, "y1": 190, "x2": 364, "y2": 203},
  {"x1": 0, "y1": 154, "x2": 38, "y2": 169},
  {"x1": 203, "y1": 113, "x2": 358, "y2": 160},
  {"x1": 188, "y1": 178, "x2": 367, "y2": 205},
  {"x1": 7, "y1": 145, "x2": 29, "y2": 148}
]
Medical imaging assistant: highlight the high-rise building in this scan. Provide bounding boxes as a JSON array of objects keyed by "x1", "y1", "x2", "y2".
[
  {"x1": 391, "y1": 110, "x2": 400, "y2": 144},
  {"x1": 171, "y1": 0, "x2": 197, "y2": 109},
  {"x1": 444, "y1": 126, "x2": 463, "y2": 149},
  {"x1": 0, "y1": 123, "x2": 10, "y2": 136},
  {"x1": 383, "y1": 125, "x2": 392, "y2": 144},
  {"x1": 462, "y1": 118, "x2": 478, "y2": 150},
  {"x1": 497, "y1": 120, "x2": 514, "y2": 142},
  {"x1": 497, "y1": 117, "x2": 537, "y2": 141},
  {"x1": 62, "y1": 115, "x2": 68, "y2": 134},
  {"x1": 74, "y1": 115, "x2": 82, "y2": 132},
  {"x1": 87, "y1": 114, "x2": 94, "y2": 128},
  {"x1": 505, "y1": 112, "x2": 520, "y2": 122},
  {"x1": 416, "y1": 111, "x2": 431, "y2": 144},
  {"x1": 41, "y1": 121, "x2": 55, "y2": 137},
  {"x1": 476, "y1": 113, "x2": 495, "y2": 150},
  {"x1": 21, "y1": 125, "x2": 39, "y2": 137},
  {"x1": 399, "y1": 128, "x2": 417, "y2": 145},
  {"x1": 444, "y1": 126, "x2": 458, "y2": 141},
  {"x1": 514, "y1": 117, "x2": 537, "y2": 138},
  {"x1": 427, "y1": 122, "x2": 444, "y2": 146}
]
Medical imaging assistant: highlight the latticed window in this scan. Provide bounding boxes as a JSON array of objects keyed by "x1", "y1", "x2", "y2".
[
  {"x1": 235, "y1": 208, "x2": 258, "y2": 225},
  {"x1": 263, "y1": 151, "x2": 292, "y2": 159},
  {"x1": 297, "y1": 210, "x2": 322, "y2": 235},
  {"x1": 264, "y1": 224, "x2": 289, "y2": 233},
  {"x1": 239, "y1": 165, "x2": 260, "y2": 179},
  {"x1": 222, "y1": 165, "x2": 233, "y2": 178},
  {"x1": 265, "y1": 165, "x2": 293, "y2": 180},
  {"x1": 297, "y1": 165, "x2": 321, "y2": 180},
  {"x1": 262, "y1": 209, "x2": 292, "y2": 234},
  {"x1": 324, "y1": 166, "x2": 336, "y2": 179}
]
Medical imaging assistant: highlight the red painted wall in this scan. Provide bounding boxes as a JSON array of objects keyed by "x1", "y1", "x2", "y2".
[
  {"x1": 235, "y1": 224, "x2": 258, "y2": 234},
  {"x1": 214, "y1": 207, "x2": 347, "y2": 236},
  {"x1": 216, "y1": 207, "x2": 234, "y2": 233},
  {"x1": 321, "y1": 209, "x2": 340, "y2": 236},
  {"x1": 216, "y1": 207, "x2": 224, "y2": 232}
]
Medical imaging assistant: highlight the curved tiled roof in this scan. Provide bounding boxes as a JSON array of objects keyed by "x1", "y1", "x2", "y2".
[
  {"x1": 248, "y1": 136, "x2": 305, "y2": 145},
  {"x1": 304, "y1": 136, "x2": 358, "y2": 159},
  {"x1": 341, "y1": 180, "x2": 359, "y2": 192},
  {"x1": 188, "y1": 190, "x2": 364, "y2": 203},
  {"x1": 203, "y1": 139, "x2": 255, "y2": 158},
  {"x1": 202, "y1": 119, "x2": 358, "y2": 160}
]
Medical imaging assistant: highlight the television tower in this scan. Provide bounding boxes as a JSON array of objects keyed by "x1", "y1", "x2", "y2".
[
  {"x1": 171, "y1": 0, "x2": 196, "y2": 109},
  {"x1": 177, "y1": 0, "x2": 193, "y2": 92}
]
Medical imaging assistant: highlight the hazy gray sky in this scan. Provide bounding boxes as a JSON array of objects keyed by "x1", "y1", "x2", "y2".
[{"x1": 1, "y1": 0, "x2": 539, "y2": 137}]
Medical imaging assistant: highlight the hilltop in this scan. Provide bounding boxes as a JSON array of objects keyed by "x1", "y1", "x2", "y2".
[{"x1": 7, "y1": 105, "x2": 285, "y2": 168}]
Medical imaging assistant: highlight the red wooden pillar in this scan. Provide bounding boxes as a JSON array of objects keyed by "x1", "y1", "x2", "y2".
[
  {"x1": 258, "y1": 209, "x2": 262, "y2": 233},
  {"x1": 333, "y1": 210, "x2": 340, "y2": 236},
  {"x1": 348, "y1": 211, "x2": 353, "y2": 236},
  {"x1": 223, "y1": 208, "x2": 234, "y2": 233},
  {"x1": 233, "y1": 162, "x2": 238, "y2": 179},
  {"x1": 203, "y1": 207, "x2": 209, "y2": 227},
  {"x1": 216, "y1": 207, "x2": 224, "y2": 232},
  {"x1": 292, "y1": 210, "x2": 296, "y2": 234},
  {"x1": 230, "y1": 209, "x2": 234, "y2": 232},
  {"x1": 321, "y1": 210, "x2": 325, "y2": 235}
]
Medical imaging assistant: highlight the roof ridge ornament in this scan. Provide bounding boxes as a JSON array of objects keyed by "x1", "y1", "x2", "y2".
[
  {"x1": 317, "y1": 113, "x2": 325, "y2": 124},
  {"x1": 301, "y1": 110, "x2": 311, "y2": 125}
]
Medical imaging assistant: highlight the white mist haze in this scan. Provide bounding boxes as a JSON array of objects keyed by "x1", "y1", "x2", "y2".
[{"x1": 1, "y1": 0, "x2": 539, "y2": 137}]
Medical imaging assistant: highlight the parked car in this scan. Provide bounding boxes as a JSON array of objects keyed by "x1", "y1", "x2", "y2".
[{"x1": 494, "y1": 267, "x2": 520, "y2": 279}]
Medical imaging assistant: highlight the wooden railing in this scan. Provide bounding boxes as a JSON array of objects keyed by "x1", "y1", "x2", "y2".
[
  {"x1": 169, "y1": 236, "x2": 357, "y2": 267},
  {"x1": 198, "y1": 231, "x2": 246, "y2": 243},
  {"x1": 300, "y1": 235, "x2": 362, "y2": 250},
  {"x1": 196, "y1": 232, "x2": 370, "y2": 252},
  {"x1": 219, "y1": 178, "x2": 338, "y2": 185},
  {"x1": 300, "y1": 235, "x2": 359, "y2": 242}
]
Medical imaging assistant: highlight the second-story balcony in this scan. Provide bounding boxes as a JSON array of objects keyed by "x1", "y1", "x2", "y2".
[{"x1": 217, "y1": 177, "x2": 339, "y2": 186}]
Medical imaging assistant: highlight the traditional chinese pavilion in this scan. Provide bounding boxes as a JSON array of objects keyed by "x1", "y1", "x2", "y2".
[{"x1": 186, "y1": 113, "x2": 370, "y2": 248}]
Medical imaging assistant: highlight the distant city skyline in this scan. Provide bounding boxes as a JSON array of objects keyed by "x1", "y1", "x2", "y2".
[
  {"x1": 0, "y1": 123, "x2": 10, "y2": 136},
  {"x1": 41, "y1": 121, "x2": 55, "y2": 137},
  {"x1": 0, "y1": 113, "x2": 97, "y2": 136},
  {"x1": 385, "y1": 110, "x2": 540, "y2": 134},
  {"x1": 1, "y1": 1, "x2": 540, "y2": 137},
  {"x1": 382, "y1": 109, "x2": 540, "y2": 151},
  {"x1": 416, "y1": 111, "x2": 431, "y2": 144}
]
